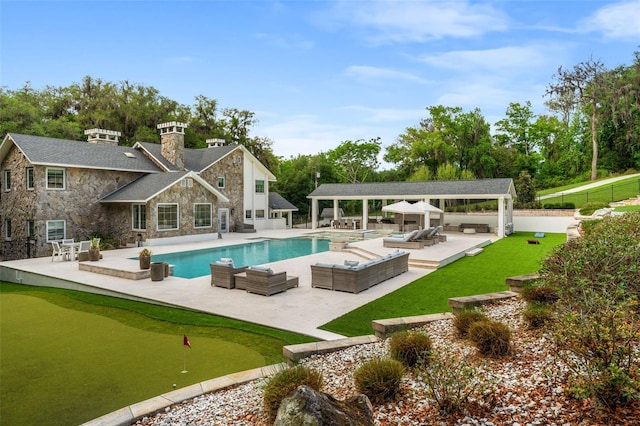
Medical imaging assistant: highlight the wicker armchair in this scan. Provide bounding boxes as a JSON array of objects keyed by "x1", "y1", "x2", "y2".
[{"x1": 210, "y1": 263, "x2": 248, "y2": 289}]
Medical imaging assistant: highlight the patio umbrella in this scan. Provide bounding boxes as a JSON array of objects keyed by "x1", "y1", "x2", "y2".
[
  {"x1": 381, "y1": 201, "x2": 424, "y2": 232},
  {"x1": 413, "y1": 201, "x2": 444, "y2": 228}
]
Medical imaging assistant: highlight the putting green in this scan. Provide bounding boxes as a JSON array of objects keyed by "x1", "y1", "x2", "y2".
[{"x1": 0, "y1": 292, "x2": 266, "y2": 426}]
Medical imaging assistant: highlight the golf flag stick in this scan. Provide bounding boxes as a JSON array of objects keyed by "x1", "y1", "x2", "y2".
[{"x1": 182, "y1": 335, "x2": 191, "y2": 373}]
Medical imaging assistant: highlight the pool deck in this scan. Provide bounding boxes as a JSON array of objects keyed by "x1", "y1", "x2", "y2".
[{"x1": 0, "y1": 229, "x2": 496, "y2": 340}]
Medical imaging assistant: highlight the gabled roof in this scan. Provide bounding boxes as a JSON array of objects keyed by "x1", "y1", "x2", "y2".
[
  {"x1": 133, "y1": 142, "x2": 276, "y2": 181},
  {"x1": 100, "y1": 170, "x2": 229, "y2": 203},
  {"x1": 269, "y1": 192, "x2": 298, "y2": 211},
  {"x1": 1, "y1": 133, "x2": 162, "y2": 173},
  {"x1": 308, "y1": 179, "x2": 516, "y2": 200}
]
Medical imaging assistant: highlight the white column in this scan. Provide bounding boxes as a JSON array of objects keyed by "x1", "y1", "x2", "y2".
[
  {"x1": 497, "y1": 196, "x2": 505, "y2": 238},
  {"x1": 333, "y1": 199, "x2": 339, "y2": 220},
  {"x1": 382, "y1": 199, "x2": 388, "y2": 218},
  {"x1": 312, "y1": 199, "x2": 319, "y2": 229},
  {"x1": 362, "y1": 198, "x2": 369, "y2": 230}
]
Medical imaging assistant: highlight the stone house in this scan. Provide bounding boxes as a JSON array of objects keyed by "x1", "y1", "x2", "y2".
[{"x1": 0, "y1": 122, "x2": 291, "y2": 260}]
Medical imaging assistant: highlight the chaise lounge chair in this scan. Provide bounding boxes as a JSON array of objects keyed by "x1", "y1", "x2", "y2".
[{"x1": 382, "y1": 229, "x2": 429, "y2": 249}]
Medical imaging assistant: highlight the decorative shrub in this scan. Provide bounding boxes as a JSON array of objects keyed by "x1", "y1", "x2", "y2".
[
  {"x1": 418, "y1": 347, "x2": 495, "y2": 415},
  {"x1": 578, "y1": 201, "x2": 609, "y2": 216},
  {"x1": 521, "y1": 285, "x2": 559, "y2": 305},
  {"x1": 541, "y1": 212, "x2": 640, "y2": 408},
  {"x1": 468, "y1": 320, "x2": 512, "y2": 357},
  {"x1": 353, "y1": 358, "x2": 404, "y2": 403},
  {"x1": 389, "y1": 330, "x2": 432, "y2": 368},
  {"x1": 262, "y1": 365, "x2": 323, "y2": 422},
  {"x1": 543, "y1": 202, "x2": 575, "y2": 209},
  {"x1": 453, "y1": 309, "x2": 488, "y2": 338},
  {"x1": 523, "y1": 302, "x2": 553, "y2": 329}
]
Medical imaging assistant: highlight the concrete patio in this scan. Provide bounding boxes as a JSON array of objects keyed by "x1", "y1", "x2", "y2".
[{"x1": 0, "y1": 229, "x2": 495, "y2": 340}]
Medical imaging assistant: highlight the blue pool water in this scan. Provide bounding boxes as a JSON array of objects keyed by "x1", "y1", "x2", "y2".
[{"x1": 147, "y1": 237, "x2": 330, "y2": 278}]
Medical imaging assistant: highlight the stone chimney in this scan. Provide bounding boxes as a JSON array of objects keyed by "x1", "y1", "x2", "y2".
[
  {"x1": 206, "y1": 138, "x2": 226, "y2": 148},
  {"x1": 84, "y1": 129, "x2": 121, "y2": 145},
  {"x1": 157, "y1": 122, "x2": 187, "y2": 170}
]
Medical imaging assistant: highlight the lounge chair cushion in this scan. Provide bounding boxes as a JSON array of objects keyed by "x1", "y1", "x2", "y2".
[
  {"x1": 314, "y1": 263, "x2": 334, "y2": 268},
  {"x1": 403, "y1": 230, "x2": 420, "y2": 242},
  {"x1": 250, "y1": 265, "x2": 274, "y2": 275}
]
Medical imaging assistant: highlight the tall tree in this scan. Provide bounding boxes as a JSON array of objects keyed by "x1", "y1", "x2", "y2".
[
  {"x1": 547, "y1": 58, "x2": 610, "y2": 180},
  {"x1": 328, "y1": 138, "x2": 381, "y2": 183}
]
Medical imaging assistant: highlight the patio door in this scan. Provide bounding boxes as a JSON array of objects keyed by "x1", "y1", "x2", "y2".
[{"x1": 217, "y1": 208, "x2": 229, "y2": 233}]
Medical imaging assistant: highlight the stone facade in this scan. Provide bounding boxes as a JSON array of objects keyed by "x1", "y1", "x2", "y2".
[
  {"x1": 0, "y1": 143, "x2": 144, "y2": 259},
  {"x1": 144, "y1": 177, "x2": 220, "y2": 240},
  {"x1": 0, "y1": 127, "x2": 279, "y2": 260},
  {"x1": 200, "y1": 150, "x2": 245, "y2": 231}
]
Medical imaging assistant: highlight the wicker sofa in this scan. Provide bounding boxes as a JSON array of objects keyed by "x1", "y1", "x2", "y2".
[{"x1": 311, "y1": 251, "x2": 409, "y2": 294}]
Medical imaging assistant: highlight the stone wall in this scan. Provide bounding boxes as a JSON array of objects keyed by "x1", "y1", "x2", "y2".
[
  {"x1": 0, "y1": 143, "x2": 143, "y2": 259},
  {"x1": 200, "y1": 148, "x2": 245, "y2": 231},
  {"x1": 144, "y1": 177, "x2": 221, "y2": 240}
]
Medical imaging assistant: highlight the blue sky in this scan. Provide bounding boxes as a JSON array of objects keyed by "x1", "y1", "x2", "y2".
[{"x1": 1, "y1": 1, "x2": 639, "y2": 164}]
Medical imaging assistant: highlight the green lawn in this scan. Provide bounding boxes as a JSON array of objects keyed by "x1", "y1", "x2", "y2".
[
  {"x1": 320, "y1": 232, "x2": 565, "y2": 337},
  {"x1": 0, "y1": 283, "x2": 315, "y2": 426},
  {"x1": 540, "y1": 176, "x2": 640, "y2": 208}
]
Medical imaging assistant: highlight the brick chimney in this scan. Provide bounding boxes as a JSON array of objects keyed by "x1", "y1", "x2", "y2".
[
  {"x1": 157, "y1": 122, "x2": 187, "y2": 170},
  {"x1": 84, "y1": 129, "x2": 121, "y2": 145}
]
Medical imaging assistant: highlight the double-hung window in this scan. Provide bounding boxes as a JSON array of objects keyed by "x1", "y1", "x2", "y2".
[
  {"x1": 194, "y1": 204, "x2": 212, "y2": 228},
  {"x1": 157, "y1": 204, "x2": 178, "y2": 230},
  {"x1": 217, "y1": 177, "x2": 225, "y2": 188},
  {"x1": 46, "y1": 220, "x2": 65, "y2": 242},
  {"x1": 4, "y1": 219, "x2": 11, "y2": 240},
  {"x1": 3, "y1": 170, "x2": 11, "y2": 191},
  {"x1": 256, "y1": 209, "x2": 265, "y2": 219},
  {"x1": 255, "y1": 179, "x2": 264, "y2": 193},
  {"x1": 46, "y1": 168, "x2": 65, "y2": 190},
  {"x1": 132, "y1": 204, "x2": 146, "y2": 230},
  {"x1": 26, "y1": 167, "x2": 34, "y2": 190}
]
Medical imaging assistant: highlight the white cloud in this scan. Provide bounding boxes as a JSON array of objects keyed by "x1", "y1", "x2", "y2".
[
  {"x1": 321, "y1": 0, "x2": 509, "y2": 43},
  {"x1": 344, "y1": 65, "x2": 428, "y2": 84},
  {"x1": 581, "y1": 0, "x2": 640, "y2": 39},
  {"x1": 417, "y1": 46, "x2": 549, "y2": 72}
]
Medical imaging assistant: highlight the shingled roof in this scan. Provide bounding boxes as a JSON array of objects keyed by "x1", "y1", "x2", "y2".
[
  {"x1": 1, "y1": 133, "x2": 162, "y2": 173},
  {"x1": 308, "y1": 179, "x2": 516, "y2": 200},
  {"x1": 100, "y1": 171, "x2": 228, "y2": 203},
  {"x1": 134, "y1": 141, "x2": 239, "y2": 172},
  {"x1": 269, "y1": 192, "x2": 298, "y2": 211}
]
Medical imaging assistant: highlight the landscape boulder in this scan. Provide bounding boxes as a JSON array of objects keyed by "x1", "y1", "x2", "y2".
[{"x1": 273, "y1": 385, "x2": 374, "y2": 426}]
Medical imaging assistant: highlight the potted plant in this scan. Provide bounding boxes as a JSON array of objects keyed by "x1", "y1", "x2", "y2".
[
  {"x1": 139, "y1": 248, "x2": 152, "y2": 269},
  {"x1": 88, "y1": 238, "x2": 101, "y2": 261}
]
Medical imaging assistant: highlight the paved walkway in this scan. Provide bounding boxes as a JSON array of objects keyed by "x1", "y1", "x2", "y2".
[
  {"x1": 539, "y1": 173, "x2": 640, "y2": 200},
  {"x1": 1, "y1": 229, "x2": 494, "y2": 340}
]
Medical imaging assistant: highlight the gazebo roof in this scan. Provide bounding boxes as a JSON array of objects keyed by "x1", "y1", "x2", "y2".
[{"x1": 308, "y1": 178, "x2": 516, "y2": 200}]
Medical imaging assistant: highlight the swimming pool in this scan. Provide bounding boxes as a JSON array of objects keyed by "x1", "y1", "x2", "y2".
[{"x1": 147, "y1": 237, "x2": 330, "y2": 278}]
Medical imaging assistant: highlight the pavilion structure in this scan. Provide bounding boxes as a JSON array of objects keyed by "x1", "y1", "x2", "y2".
[{"x1": 307, "y1": 178, "x2": 516, "y2": 238}]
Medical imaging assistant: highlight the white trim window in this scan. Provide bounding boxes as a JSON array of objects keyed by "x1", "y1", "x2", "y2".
[
  {"x1": 256, "y1": 209, "x2": 265, "y2": 219},
  {"x1": 245, "y1": 209, "x2": 252, "y2": 219},
  {"x1": 26, "y1": 167, "x2": 34, "y2": 190},
  {"x1": 217, "y1": 177, "x2": 225, "y2": 188},
  {"x1": 255, "y1": 179, "x2": 265, "y2": 193},
  {"x1": 157, "y1": 204, "x2": 178, "y2": 230},
  {"x1": 4, "y1": 219, "x2": 11, "y2": 241},
  {"x1": 194, "y1": 203, "x2": 212, "y2": 228},
  {"x1": 3, "y1": 170, "x2": 11, "y2": 191},
  {"x1": 46, "y1": 168, "x2": 65, "y2": 190},
  {"x1": 46, "y1": 220, "x2": 65, "y2": 242},
  {"x1": 27, "y1": 220, "x2": 35, "y2": 239},
  {"x1": 132, "y1": 204, "x2": 146, "y2": 230}
]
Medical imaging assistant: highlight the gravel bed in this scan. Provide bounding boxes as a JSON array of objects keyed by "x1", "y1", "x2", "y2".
[{"x1": 135, "y1": 300, "x2": 638, "y2": 425}]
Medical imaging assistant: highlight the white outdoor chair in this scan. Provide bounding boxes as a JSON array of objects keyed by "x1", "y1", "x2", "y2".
[{"x1": 51, "y1": 241, "x2": 71, "y2": 261}]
